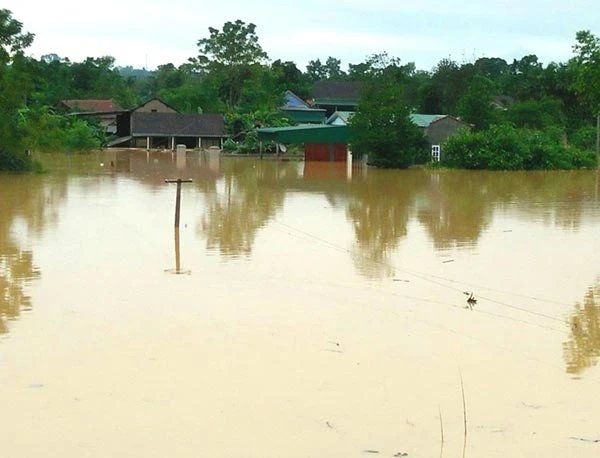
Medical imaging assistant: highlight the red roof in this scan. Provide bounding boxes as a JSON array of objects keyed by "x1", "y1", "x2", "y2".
[{"x1": 60, "y1": 99, "x2": 120, "y2": 112}]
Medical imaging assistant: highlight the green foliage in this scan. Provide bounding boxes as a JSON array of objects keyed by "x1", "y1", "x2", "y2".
[
  {"x1": 0, "y1": 9, "x2": 34, "y2": 64},
  {"x1": 571, "y1": 30, "x2": 600, "y2": 114},
  {"x1": 350, "y1": 59, "x2": 428, "y2": 168},
  {"x1": 63, "y1": 119, "x2": 102, "y2": 152},
  {"x1": 196, "y1": 20, "x2": 268, "y2": 109},
  {"x1": 0, "y1": 146, "x2": 40, "y2": 172},
  {"x1": 442, "y1": 124, "x2": 596, "y2": 170},
  {"x1": 504, "y1": 97, "x2": 566, "y2": 130},
  {"x1": 457, "y1": 74, "x2": 498, "y2": 130},
  {"x1": 271, "y1": 60, "x2": 311, "y2": 100},
  {"x1": 18, "y1": 107, "x2": 102, "y2": 153},
  {"x1": 570, "y1": 125, "x2": 597, "y2": 150},
  {"x1": 224, "y1": 111, "x2": 290, "y2": 154},
  {"x1": 306, "y1": 56, "x2": 346, "y2": 82}
]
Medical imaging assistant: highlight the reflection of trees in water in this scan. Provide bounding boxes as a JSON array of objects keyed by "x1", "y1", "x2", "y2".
[
  {"x1": 0, "y1": 175, "x2": 65, "y2": 334},
  {"x1": 346, "y1": 169, "x2": 599, "y2": 278},
  {"x1": 417, "y1": 172, "x2": 492, "y2": 250},
  {"x1": 199, "y1": 160, "x2": 297, "y2": 257},
  {"x1": 347, "y1": 170, "x2": 427, "y2": 278},
  {"x1": 0, "y1": 250, "x2": 40, "y2": 333},
  {"x1": 417, "y1": 170, "x2": 599, "y2": 250},
  {"x1": 504, "y1": 171, "x2": 598, "y2": 231},
  {"x1": 563, "y1": 280, "x2": 600, "y2": 375}
]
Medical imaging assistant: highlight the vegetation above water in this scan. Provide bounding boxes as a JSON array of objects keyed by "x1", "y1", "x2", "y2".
[
  {"x1": 1, "y1": 9, "x2": 600, "y2": 171},
  {"x1": 442, "y1": 125, "x2": 597, "y2": 170}
]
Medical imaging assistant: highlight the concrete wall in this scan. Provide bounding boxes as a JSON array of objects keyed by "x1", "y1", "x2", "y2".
[
  {"x1": 134, "y1": 99, "x2": 177, "y2": 113},
  {"x1": 426, "y1": 117, "x2": 471, "y2": 146}
]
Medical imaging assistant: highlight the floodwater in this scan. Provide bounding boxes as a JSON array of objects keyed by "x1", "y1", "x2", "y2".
[{"x1": 2, "y1": 149, "x2": 600, "y2": 458}]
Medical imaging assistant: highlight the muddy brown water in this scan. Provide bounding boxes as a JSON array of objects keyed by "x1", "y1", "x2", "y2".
[{"x1": 2, "y1": 150, "x2": 600, "y2": 457}]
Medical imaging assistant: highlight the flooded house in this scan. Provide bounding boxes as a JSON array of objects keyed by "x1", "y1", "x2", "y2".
[
  {"x1": 109, "y1": 98, "x2": 227, "y2": 150},
  {"x1": 409, "y1": 114, "x2": 473, "y2": 161}
]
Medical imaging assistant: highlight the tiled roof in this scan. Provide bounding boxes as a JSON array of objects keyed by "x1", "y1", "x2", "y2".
[
  {"x1": 312, "y1": 81, "x2": 362, "y2": 102},
  {"x1": 131, "y1": 113, "x2": 225, "y2": 137},
  {"x1": 61, "y1": 99, "x2": 120, "y2": 112}
]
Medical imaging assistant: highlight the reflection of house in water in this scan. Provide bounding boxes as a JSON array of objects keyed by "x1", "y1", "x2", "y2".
[
  {"x1": 109, "y1": 98, "x2": 227, "y2": 151},
  {"x1": 564, "y1": 282, "x2": 600, "y2": 374},
  {"x1": 106, "y1": 149, "x2": 223, "y2": 191}
]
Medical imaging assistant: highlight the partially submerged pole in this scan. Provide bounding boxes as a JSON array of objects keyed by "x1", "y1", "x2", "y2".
[{"x1": 165, "y1": 178, "x2": 193, "y2": 228}]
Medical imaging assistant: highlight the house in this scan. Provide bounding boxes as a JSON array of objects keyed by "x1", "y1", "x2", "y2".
[
  {"x1": 280, "y1": 90, "x2": 326, "y2": 124},
  {"x1": 109, "y1": 98, "x2": 227, "y2": 150},
  {"x1": 129, "y1": 98, "x2": 178, "y2": 114},
  {"x1": 410, "y1": 114, "x2": 472, "y2": 161},
  {"x1": 326, "y1": 111, "x2": 470, "y2": 162},
  {"x1": 311, "y1": 81, "x2": 362, "y2": 116},
  {"x1": 58, "y1": 99, "x2": 124, "y2": 134}
]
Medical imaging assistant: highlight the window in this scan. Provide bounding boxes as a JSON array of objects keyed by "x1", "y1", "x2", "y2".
[{"x1": 431, "y1": 145, "x2": 441, "y2": 162}]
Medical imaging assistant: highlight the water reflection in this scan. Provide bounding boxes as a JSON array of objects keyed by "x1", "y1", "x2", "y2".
[
  {"x1": 563, "y1": 279, "x2": 600, "y2": 375},
  {"x1": 199, "y1": 160, "x2": 298, "y2": 257},
  {"x1": 347, "y1": 170, "x2": 427, "y2": 277},
  {"x1": 0, "y1": 176, "x2": 63, "y2": 334},
  {"x1": 416, "y1": 172, "x2": 492, "y2": 250}
]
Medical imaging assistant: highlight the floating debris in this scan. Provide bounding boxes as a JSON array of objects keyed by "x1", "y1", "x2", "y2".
[
  {"x1": 570, "y1": 436, "x2": 600, "y2": 443},
  {"x1": 464, "y1": 291, "x2": 477, "y2": 309}
]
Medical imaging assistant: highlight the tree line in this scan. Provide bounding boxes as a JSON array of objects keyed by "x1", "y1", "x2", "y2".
[{"x1": 1, "y1": 10, "x2": 599, "y2": 171}]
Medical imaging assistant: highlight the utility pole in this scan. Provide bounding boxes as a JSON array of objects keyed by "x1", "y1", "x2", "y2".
[
  {"x1": 165, "y1": 178, "x2": 193, "y2": 228},
  {"x1": 165, "y1": 178, "x2": 193, "y2": 275},
  {"x1": 596, "y1": 113, "x2": 599, "y2": 159}
]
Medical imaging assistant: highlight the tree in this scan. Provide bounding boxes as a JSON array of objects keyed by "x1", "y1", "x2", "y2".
[
  {"x1": 571, "y1": 30, "x2": 600, "y2": 155},
  {"x1": 271, "y1": 59, "x2": 311, "y2": 99},
  {"x1": 0, "y1": 9, "x2": 37, "y2": 171},
  {"x1": 349, "y1": 57, "x2": 427, "y2": 168},
  {"x1": 456, "y1": 74, "x2": 497, "y2": 130},
  {"x1": 195, "y1": 20, "x2": 268, "y2": 109},
  {"x1": 0, "y1": 9, "x2": 33, "y2": 65}
]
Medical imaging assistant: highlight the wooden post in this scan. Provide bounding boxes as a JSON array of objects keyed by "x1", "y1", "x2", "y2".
[
  {"x1": 165, "y1": 178, "x2": 193, "y2": 228},
  {"x1": 174, "y1": 227, "x2": 181, "y2": 273}
]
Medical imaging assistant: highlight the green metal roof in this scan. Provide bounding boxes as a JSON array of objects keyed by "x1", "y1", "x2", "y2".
[
  {"x1": 281, "y1": 107, "x2": 327, "y2": 124},
  {"x1": 410, "y1": 113, "x2": 446, "y2": 128},
  {"x1": 257, "y1": 124, "x2": 348, "y2": 144}
]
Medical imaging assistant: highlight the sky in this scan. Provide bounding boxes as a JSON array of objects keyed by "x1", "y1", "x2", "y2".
[{"x1": 4, "y1": 0, "x2": 599, "y2": 72}]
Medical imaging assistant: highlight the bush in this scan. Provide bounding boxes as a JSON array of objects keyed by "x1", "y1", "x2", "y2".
[
  {"x1": 570, "y1": 126, "x2": 597, "y2": 151},
  {"x1": 64, "y1": 119, "x2": 102, "y2": 152},
  {"x1": 0, "y1": 146, "x2": 42, "y2": 173},
  {"x1": 442, "y1": 124, "x2": 596, "y2": 170}
]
